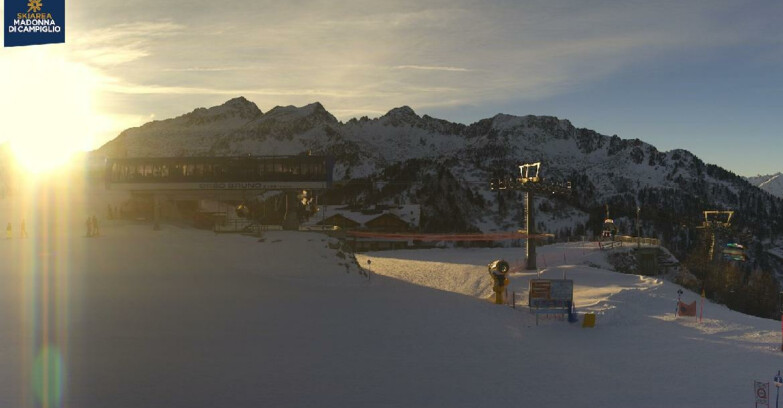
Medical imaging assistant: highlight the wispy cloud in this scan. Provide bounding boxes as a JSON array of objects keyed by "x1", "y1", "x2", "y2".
[
  {"x1": 43, "y1": 0, "x2": 782, "y2": 146},
  {"x1": 161, "y1": 66, "x2": 263, "y2": 72},
  {"x1": 69, "y1": 21, "x2": 184, "y2": 66},
  {"x1": 394, "y1": 65, "x2": 472, "y2": 72},
  {"x1": 101, "y1": 81, "x2": 370, "y2": 99}
]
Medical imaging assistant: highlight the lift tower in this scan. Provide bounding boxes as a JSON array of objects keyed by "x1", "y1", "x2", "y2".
[
  {"x1": 697, "y1": 210, "x2": 734, "y2": 261},
  {"x1": 490, "y1": 162, "x2": 571, "y2": 270}
]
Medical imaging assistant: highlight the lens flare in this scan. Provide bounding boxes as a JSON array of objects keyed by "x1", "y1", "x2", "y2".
[
  {"x1": 13, "y1": 172, "x2": 85, "y2": 407},
  {"x1": 32, "y1": 345, "x2": 64, "y2": 406},
  {"x1": 1, "y1": 50, "x2": 100, "y2": 174}
]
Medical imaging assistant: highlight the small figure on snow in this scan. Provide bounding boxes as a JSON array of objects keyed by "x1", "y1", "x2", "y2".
[{"x1": 5, "y1": 222, "x2": 11, "y2": 239}]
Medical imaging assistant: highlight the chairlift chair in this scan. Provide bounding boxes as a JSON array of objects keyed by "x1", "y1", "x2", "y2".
[
  {"x1": 721, "y1": 242, "x2": 747, "y2": 262},
  {"x1": 701, "y1": 210, "x2": 734, "y2": 229},
  {"x1": 518, "y1": 162, "x2": 541, "y2": 184}
]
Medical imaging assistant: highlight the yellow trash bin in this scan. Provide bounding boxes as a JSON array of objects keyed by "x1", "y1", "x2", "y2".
[{"x1": 582, "y1": 313, "x2": 596, "y2": 328}]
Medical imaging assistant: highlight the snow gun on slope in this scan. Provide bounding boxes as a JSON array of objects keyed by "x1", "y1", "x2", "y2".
[{"x1": 488, "y1": 260, "x2": 510, "y2": 305}]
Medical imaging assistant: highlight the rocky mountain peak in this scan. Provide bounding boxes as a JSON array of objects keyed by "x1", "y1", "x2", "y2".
[
  {"x1": 223, "y1": 96, "x2": 262, "y2": 114},
  {"x1": 381, "y1": 106, "x2": 421, "y2": 126},
  {"x1": 263, "y1": 102, "x2": 337, "y2": 124},
  {"x1": 382, "y1": 105, "x2": 419, "y2": 119},
  {"x1": 190, "y1": 96, "x2": 262, "y2": 122},
  {"x1": 748, "y1": 172, "x2": 783, "y2": 198},
  {"x1": 385, "y1": 106, "x2": 417, "y2": 117}
]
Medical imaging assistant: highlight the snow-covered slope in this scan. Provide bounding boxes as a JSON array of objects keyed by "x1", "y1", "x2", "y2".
[
  {"x1": 2, "y1": 183, "x2": 780, "y2": 407},
  {"x1": 358, "y1": 243, "x2": 783, "y2": 407},
  {"x1": 748, "y1": 173, "x2": 783, "y2": 198}
]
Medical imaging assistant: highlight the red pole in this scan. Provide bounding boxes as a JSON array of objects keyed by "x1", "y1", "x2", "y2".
[
  {"x1": 700, "y1": 289, "x2": 705, "y2": 323},
  {"x1": 699, "y1": 297, "x2": 703, "y2": 323}
]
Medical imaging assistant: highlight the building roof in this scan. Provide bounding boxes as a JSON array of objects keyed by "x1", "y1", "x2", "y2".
[
  {"x1": 319, "y1": 214, "x2": 361, "y2": 228},
  {"x1": 303, "y1": 204, "x2": 420, "y2": 228}
]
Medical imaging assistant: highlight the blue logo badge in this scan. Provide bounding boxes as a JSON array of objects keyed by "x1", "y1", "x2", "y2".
[{"x1": 4, "y1": 0, "x2": 65, "y2": 47}]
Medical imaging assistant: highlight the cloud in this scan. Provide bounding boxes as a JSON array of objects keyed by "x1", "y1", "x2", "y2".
[
  {"x1": 161, "y1": 66, "x2": 261, "y2": 72},
  {"x1": 394, "y1": 65, "x2": 473, "y2": 72},
  {"x1": 68, "y1": 21, "x2": 184, "y2": 66},
  {"x1": 52, "y1": 0, "x2": 783, "y2": 136},
  {"x1": 100, "y1": 81, "x2": 372, "y2": 99}
]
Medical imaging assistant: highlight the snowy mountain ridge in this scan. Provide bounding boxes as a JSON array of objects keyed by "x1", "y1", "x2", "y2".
[
  {"x1": 101, "y1": 97, "x2": 263, "y2": 157},
  {"x1": 95, "y1": 97, "x2": 783, "y2": 244},
  {"x1": 747, "y1": 173, "x2": 783, "y2": 198},
  {"x1": 90, "y1": 97, "x2": 783, "y2": 321},
  {"x1": 96, "y1": 98, "x2": 716, "y2": 192}
]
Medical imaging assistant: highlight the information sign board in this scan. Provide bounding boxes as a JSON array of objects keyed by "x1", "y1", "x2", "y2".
[
  {"x1": 755, "y1": 381, "x2": 769, "y2": 407},
  {"x1": 549, "y1": 280, "x2": 573, "y2": 301},
  {"x1": 529, "y1": 280, "x2": 551, "y2": 302},
  {"x1": 529, "y1": 279, "x2": 573, "y2": 305}
]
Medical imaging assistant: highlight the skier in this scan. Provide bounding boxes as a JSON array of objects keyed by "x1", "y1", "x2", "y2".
[{"x1": 5, "y1": 222, "x2": 11, "y2": 239}]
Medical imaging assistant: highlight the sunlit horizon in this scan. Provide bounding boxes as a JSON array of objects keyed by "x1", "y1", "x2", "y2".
[
  {"x1": 0, "y1": 48, "x2": 111, "y2": 174},
  {"x1": 2, "y1": 0, "x2": 782, "y2": 177}
]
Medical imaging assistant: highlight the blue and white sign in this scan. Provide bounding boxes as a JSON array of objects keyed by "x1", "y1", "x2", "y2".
[
  {"x1": 4, "y1": 0, "x2": 65, "y2": 47},
  {"x1": 756, "y1": 381, "x2": 769, "y2": 407}
]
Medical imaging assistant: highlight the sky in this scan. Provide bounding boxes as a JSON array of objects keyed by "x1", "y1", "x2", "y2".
[{"x1": 1, "y1": 0, "x2": 782, "y2": 176}]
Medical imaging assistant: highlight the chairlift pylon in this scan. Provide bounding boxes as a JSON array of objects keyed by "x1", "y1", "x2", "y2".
[{"x1": 602, "y1": 204, "x2": 617, "y2": 239}]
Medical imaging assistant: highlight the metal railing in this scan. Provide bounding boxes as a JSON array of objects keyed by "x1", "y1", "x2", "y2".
[
  {"x1": 596, "y1": 235, "x2": 659, "y2": 249},
  {"x1": 213, "y1": 219, "x2": 256, "y2": 233},
  {"x1": 213, "y1": 220, "x2": 284, "y2": 234}
]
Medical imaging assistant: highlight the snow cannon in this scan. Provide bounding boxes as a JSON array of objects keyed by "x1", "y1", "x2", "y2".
[{"x1": 488, "y1": 260, "x2": 510, "y2": 304}]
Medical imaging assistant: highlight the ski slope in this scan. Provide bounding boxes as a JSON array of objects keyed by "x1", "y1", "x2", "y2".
[{"x1": 1, "y1": 182, "x2": 782, "y2": 407}]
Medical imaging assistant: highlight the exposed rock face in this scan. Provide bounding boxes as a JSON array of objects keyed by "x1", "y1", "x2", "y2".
[{"x1": 95, "y1": 97, "x2": 783, "y2": 245}]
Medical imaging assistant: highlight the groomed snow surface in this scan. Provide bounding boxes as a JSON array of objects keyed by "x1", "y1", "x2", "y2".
[{"x1": 2, "y1": 187, "x2": 782, "y2": 407}]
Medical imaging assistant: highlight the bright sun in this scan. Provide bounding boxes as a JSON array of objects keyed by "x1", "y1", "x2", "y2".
[{"x1": 1, "y1": 49, "x2": 100, "y2": 174}]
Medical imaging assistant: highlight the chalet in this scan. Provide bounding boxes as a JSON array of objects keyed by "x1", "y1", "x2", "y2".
[
  {"x1": 318, "y1": 213, "x2": 360, "y2": 230},
  {"x1": 302, "y1": 205, "x2": 420, "y2": 251},
  {"x1": 364, "y1": 212, "x2": 412, "y2": 232}
]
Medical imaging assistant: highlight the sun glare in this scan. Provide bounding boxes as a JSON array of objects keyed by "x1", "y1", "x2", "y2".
[{"x1": 1, "y1": 49, "x2": 101, "y2": 174}]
